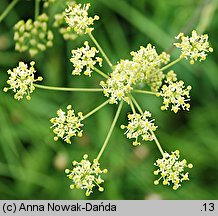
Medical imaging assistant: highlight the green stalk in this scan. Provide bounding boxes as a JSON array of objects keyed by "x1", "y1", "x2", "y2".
[
  {"x1": 150, "y1": 131, "x2": 164, "y2": 156},
  {"x1": 83, "y1": 99, "x2": 110, "y2": 120},
  {"x1": 34, "y1": 84, "x2": 103, "y2": 92},
  {"x1": 94, "y1": 67, "x2": 109, "y2": 79},
  {"x1": 0, "y1": 0, "x2": 19, "y2": 23},
  {"x1": 160, "y1": 57, "x2": 182, "y2": 71},
  {"x1": 129, "y1": 96, "x2": 136, "y2": 114},
  {"x1": 88, "y1": 32, "x2": 113, "y2": 69},
  {"x1": 35, "y1": 0, "x2": 40, "y2": 20},
  {"x1": 133, "y1": 89, "x2": 157, "y2": 95},
  {"x1": 96, "y1": 101, "x2": 123, "y2": 161},
  {"x1": 130, "y1": 95, "x2": 143, "y2": 115}
]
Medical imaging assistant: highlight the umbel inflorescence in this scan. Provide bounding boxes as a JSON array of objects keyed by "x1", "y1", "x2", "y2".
[{"x1": 3, "y1": 1, "x2": 213, "y2": 196}]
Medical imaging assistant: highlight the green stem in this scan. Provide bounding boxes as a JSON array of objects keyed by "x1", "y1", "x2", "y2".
[
  {"x1": 34, "y1": 84, "x2": 103, "y2": 92},
  {"x1": 0, "y1": 0, "x2": 19, "y2": 23},
  {"x1": 131, "y1": 95, "x2": 164, "y2": 157},
  {"x1": 133, "y1": 89, "x2": 157, "y2": 95},
  {"x1": 150, "y1": 131, "x2": 165, "y2": 157},
  {"x1": 130, "y1": 95, "x2": 143, "y2": 115},
  {"x1": 35, "y1": 0, "x2": 40, "y2": 20},
  {"x1": 88, "y1": 32, "x2": 113, "y2": 69},
  {"x1": 83, "y1": 99, "x2": 110, "y2": 120},
  {"x1": 94, "y1": 67, "x2": 109, "y2": 79},
  {"x1": 160, "y1": 57, "x2": 182, "y2": 71},
  {"x1": 96, "y1": 101, "x2": 123, "y2": 161},
  {"x1": 129, "y1": 96, "x2": 136, "y2": 114}
]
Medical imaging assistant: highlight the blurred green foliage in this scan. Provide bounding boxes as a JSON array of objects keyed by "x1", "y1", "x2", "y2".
[{"x1": 0, "y1": 0, "x2": 218, "y2": 199}]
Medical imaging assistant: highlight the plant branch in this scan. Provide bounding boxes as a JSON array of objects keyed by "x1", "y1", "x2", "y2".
[
  {"x1": 83, "y1": 99, "x2": 110, "y2": 120},
  {"x1": 35, "y1": 0, "x2": 40, "y2": 20},
  {"x1": 160, "y1": 57, "x2": 182, "y2": 71},
  {"x1": 0, "y1": 0, "x2": 19, "y2": 23},
  {"x1": 129, "y1": 96, "x2": 136, "y2": 114},
  {"x1": 133, "y1": 89, "x2": 157, "y2": 95},
  {"x1": 34, "y1": 84, "x2": 103, "y2": 92},
  {"x1": 96, "y1": 101, "x2": 123, "y2": 160},
  {"x1": 88, "y1": 32, "x2": 113, "y2": 69},
  {"x1": 94, "y1": 67, "x2": 109, "y2": 79},
  {"x1": 130, "y1": 95, "x2": 143, "y2": 115}
]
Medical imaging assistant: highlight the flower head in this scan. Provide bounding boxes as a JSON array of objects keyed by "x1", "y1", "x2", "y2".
[
  {"x1": 174, "y1": 30, "x2": 213, "y2": 64},
  {"x1": 65, "y1": 154, "x2": 108, "y2": 196},
  {"x1": 14, "y1": 13, "x2": 54, "y2": 56},
  {"x1": 4, "y1": 61, "x2": 42, "y2": 100},
  {"x1": 121, "y1": 111, "x2": 157, "y2": 146},
  {"x1": 157, "y1": 71, "x2": 191, "y2": 113},
  {"x1": 131, "y1": 44, "x2": 170, "y2": 91},
  {"x1": 50, "y1": 105, "x2": 83, "y2": 144},
  {"x1": 154, "y1": 150, "x2": 193, "y2": 190},
  {"x1": 53, "y1": 1, "x2": 77, "y2": 40},
  {"x1": 100, "y1": 60, "x2": 141, "y2": 104},
  {"x1": 131, "y1": 44, "x2": 170, "y2": 70},
  {"x1": 65, "y1": 3, "x2": 99, "y2": 35},
  {"x1": 70, "y1": 41, "x2": 102, "y2": 76}
]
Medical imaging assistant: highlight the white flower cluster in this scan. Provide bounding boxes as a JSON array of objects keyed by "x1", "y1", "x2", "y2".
[
  {"x1": 154, "y1": 150, "x2": 193, "y2": 190},
  {"x1": 100, "y1": 45, "x2": 170, "y2": 104},
  {"x1": 131, "y1": 44, "x2": 170, "y2": 91},
  {"x1": 3, "y1": 61, "x2": 42, "y2": 100},
  {"x1": 53, "y1": 1, "x2": 77, "y2": 40},
  {"x1": 14, "y1": 13, "x2": 54, "y2": 57},
  {"x1": 174, "y1": 30, "x2": 213, "y2": 64},
  {"x1": 65, "y1": 3, "x2": 99, "y2": 35},
  {"x1": 50, "y1": 105, "x2": 83, "y2": 144},
  {"x1": 157, "y1": 71, "x2": 191, "y2": 113},
  {"x1": 65, "y1": 154, "x2": 108, "y2": 196},
  {"x1": 121, "y1": 111, "x2": 157, "y2": 146},
  {"x1": 100, "y1": 60, "x2": 141, "y2": 104},
  {"x1": 70, "y1": 41, "x2": 102, "y2": 77}
]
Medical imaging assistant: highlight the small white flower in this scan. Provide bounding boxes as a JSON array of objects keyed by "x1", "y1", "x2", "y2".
[
  {"x1": 157, "y1": 73, "x2": 191, "y2": 113},
  {"x1": 65, "y1": 154, "x2": 108, "y2": 196},
  {"x1": 4, "y1": 61, "x2": 42, "y2": 100},
  {"x1": 100, "y1": 60, "x2": 141, "y2": 104},
  {"x1": 174, "y1": 30, "x2": 213, "y2": 64},
  {"x1": 70, "y1": 41, "x2": 102, "y2": 77},
  {"x1": 50, "y1": 105, "x2": 83, "y2": 144},
  {"x1": 121, "y1": 111, "x2": 157, "y2": 146},
  {"x1": 65, "y1": 3, "x2": 99, "y2": 35},
  {"x1": 53, "y1": 1, "x2": 77, "y2": 40},
  {"x1": 154, "y1": 150, "x2": 193, "y2": 190},
  {"x1": 100, "y1": 45, "x2": 171, "y2": 103},
  {"x1": 131, "y1": 44, "x2": 170, "y2": 91}
]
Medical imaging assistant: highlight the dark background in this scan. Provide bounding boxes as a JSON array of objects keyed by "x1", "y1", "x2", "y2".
[{"x1": 0, "y1": 0, "x2": 218, "y2": 199}]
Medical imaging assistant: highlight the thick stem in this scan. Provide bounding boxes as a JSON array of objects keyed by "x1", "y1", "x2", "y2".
[
  {"x1": 94, "y1": 67, "x2": 109, "y2": 79},
  {"x1": 0, "y1": 0, "x2": 19, "y2": 23},
  {"x1": 34, "y1": 84, "x2": 103, "y2": 92},
  {"x1": 160, "y1": 57, "x2": 182, "y2": 71},
  {"x1": 83, "y1": 99, "x2": 110, "y2": 120},
  {"x1": 88, "y1": 32, "x2": 113, "y2": 69},
  {"x1": 96, "y1": 101, "x2": 123, "y2": 161}
]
